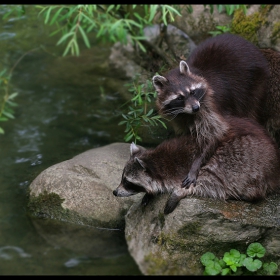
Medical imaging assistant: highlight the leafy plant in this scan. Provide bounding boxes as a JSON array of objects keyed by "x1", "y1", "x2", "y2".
[
  {"x1": 118, "y1": 75, "x2": 167, "y2": 143},
  {"x1": 1, "y1": 5, "x2": 181, "y2": 138},
  {"x1": 2, "y1": 4, "x2": 26, "y2": 19},
  {"x1": 206, "y1": 4, "x2": 247, "y2": 36},
  {"x1": 34, "y1": 5, "x2": 181, "y2": 57},
  {"x1": 208, "y1": 24, "x2": 231, "y2": 36},
  {"x1": 0, "y1": 46, "x2": 42, "y2": 134},
  {"x1": 205, "y1": 4, "x2": 247, "y2": 16},
  {"x1": 200, "y1": 242, "x2": 278, "y2": 275},
  {"x1": 0, "y1": 69, "x2": 18, "y2": 134}
]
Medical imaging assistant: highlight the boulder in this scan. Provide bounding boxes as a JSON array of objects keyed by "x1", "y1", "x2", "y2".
[
  {"x1": 125, "y1": 193, "x2": 280, "y2": 275},
  {"x1": 28, "y1": 142, "x2": 280, "y2": 275},
  {"x1": 172, "y1": 4, "x2": 232, "y2": 44},
  {"x1": 28, "y1": 142, "x2": 143, "y2": 229},
  {"x1": 174, "y1": 4, "x2": 280, "y2": 50},
  {"x1": 108, "y1": 24, "x2": 197, "y2": 81}
]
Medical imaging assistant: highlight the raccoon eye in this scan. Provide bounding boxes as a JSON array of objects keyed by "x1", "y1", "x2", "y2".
[
  {"x1": 123, "y1": 177, "x2": 146, "y2": 192},
  {"x1": 192, "y1": 88, "x2": 205, "y2": 100},
  {"x1": 177, "y1": 95, "x2": 184, "y2": 100},
  {"x1": 190, "y1": 90, "x2": 195, "y2": 95},
  {"x1": 123, "y1": 178, "x2": 134, "y2": 187}
]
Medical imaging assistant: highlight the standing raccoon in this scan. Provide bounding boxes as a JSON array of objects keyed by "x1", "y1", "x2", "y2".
[
  {"x1": 152, "y1": 33, "x2": 270, "y2": 189},
  {"x1": 113, "y1": 116, "x2": 280, "y2": 214},
  {"x1": 260, "y1": 48, "x2": 280, "y2": 146}
]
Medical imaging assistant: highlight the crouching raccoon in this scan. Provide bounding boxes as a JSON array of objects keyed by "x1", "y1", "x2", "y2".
[{"x1": 113, "y1": 117, "x2": 280, "y2": 214}]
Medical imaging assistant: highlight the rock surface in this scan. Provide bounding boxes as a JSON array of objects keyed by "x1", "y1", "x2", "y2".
[
  {"x1": 28, "y1": 143, "x2": 143, "y2": 229},
  {"x1": 28, "y1": 141, "x2": 280, "y2": 275},
  {"x1": 125, "y1": 193, "x2": 280, "y2": 275}
]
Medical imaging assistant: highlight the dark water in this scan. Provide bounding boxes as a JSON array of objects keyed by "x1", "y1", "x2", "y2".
[{"x1": 0, "y1": 5, "x2": 142, "y2": 275}]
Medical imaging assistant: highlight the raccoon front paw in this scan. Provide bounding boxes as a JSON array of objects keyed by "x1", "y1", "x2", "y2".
[
  {"x1": 141, "y1": 193, "x2": 154, "y2": 207},
  {"x1": 182, "y1": 173, "x2": 196, "y2": 188},
  {"x1": 164, "y1": 193, "x2": 181, "y2": 214}
]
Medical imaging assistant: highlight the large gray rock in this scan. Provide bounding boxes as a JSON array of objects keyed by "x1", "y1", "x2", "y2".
[
  {"x1": 172, "y1": 4, "x2": 232, "y2": 44},
  {"x1": 28, "y1": 142, "x2": 280, "y2": 275},
  {"x1": 125, "y1": 193, "x2": 280, "y2": 275},
  {"x1": 254, "y1": 5, "x2": 280, "y2": 50},
  {"x1": 174, "y1": 5, "x2": 280, "y2": 50},
  {"x1": 108, "y1": 24, "x2": 197, "y2": 81},
  {"x1": 28, "y1": 142, "x2": 143, "y2": 229}
]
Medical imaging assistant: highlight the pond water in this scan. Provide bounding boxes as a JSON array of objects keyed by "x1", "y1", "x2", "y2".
[{"x1": 0, "y1": 5, "x2": 146, "y2": 275}]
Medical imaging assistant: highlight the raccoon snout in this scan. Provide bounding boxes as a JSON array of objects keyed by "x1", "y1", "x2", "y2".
[
  {"x1": 192, "y1": 104, "x2": 200, "y2": 112},
  {"x1": 113, "y1": 190, "x2": 118, "y2": 196}
]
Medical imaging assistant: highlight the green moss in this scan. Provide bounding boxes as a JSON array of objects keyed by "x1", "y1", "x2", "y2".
[
  {"x1": 152, "y1": 231, "x2": 202, "y2": 253},
  {"x1": 178, "y1": 221, "x2": 202, "y2": 236},
  {"x1": 165, "y1": 235, "x2": 189, "y2": 251},
  {"x1": 155, "y1": 232, "x2": 168, "y2": 246},
  {"x1": 158, "y1": 212, "x2": 165, "y2": 229},
  {"x1": 231, "y1": 6, "x2": 270, "y2": 45},
  {"x1": 126, "y1": 234, "x2": 132, "y2": 242},
  {"x1": 271, "y1": 21, "x2": 280, "y2": 44},
  {"x1": 143, "y1": 232, "x2": 204, "y2": 275},
  {"x1": 27, "y1": 191, "x2": 66, "y2": 220},
  {"x1": 186, "y1": 11, "x2": 217, "y2": 41},
  {"x1": 144, "y1": 253, "x2": 174, "y2": 275},
  {"x1": 27, "y1": 191, "x2": 124, "y2": 229},
  {"x1": 196, "y1": 13, "x2": 216, "y2": 34}
]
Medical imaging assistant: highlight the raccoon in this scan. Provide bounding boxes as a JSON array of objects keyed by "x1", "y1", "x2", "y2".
[
  {"x1": 260, "y1": 48, "x2": 280, "y2": 145},
  {"x1": 113, "y1": 116, "x2": 280, "y2": 214},
  {"x1": 152, "y1": 33, "x2": 270, "y2": 189}
]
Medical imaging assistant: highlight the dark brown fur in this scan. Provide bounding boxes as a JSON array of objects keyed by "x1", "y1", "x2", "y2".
[
  {"x1": 153, "y1": 33, "x2": 271, "y2": 189},
  {"x1": 260, "y1": 48, "x2": 280, "y2": 146},
  {"x1": 113, "y1": 116, "x2": 280, "y2": 214}
]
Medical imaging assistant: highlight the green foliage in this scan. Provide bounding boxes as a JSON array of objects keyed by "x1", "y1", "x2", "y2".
[
  {"x1": 159, "y1": 5, "x2": 181, "y2": 26},
  {"x1": 206, "y1": 4, "x2": 247, "y2": 37},
  {"x1": 0, "y1": 46, "x2": 42, "y2": 135},
  {"x1": 118, "y1": 75, "x2": 167, "y2": 143},
  {"x1": 1, "y1": 5, "x2": 180, "y2": 139},
  {"x1": 0, "y1": 69, "x2": 18, "y2": 134},
  {"x1": 208, "y1": 25, "x2": 231, "y2": 36},
  {"x1": 208, "y1": 4, "x2": 268, "y2": 43},
  {"x1": 205, "y1": 4, "x2": 247, "y2": 16},
  {"x1": 2, "y1": 4, "x2": 25, "y2": 19},
  {"x1": 34, "y1": 5, "x2": 181, "y2": 56},
  {"x1": 2, "y1": 5, "x2": 182, "y2": 57},
  {"x1": 230, "y1": 6, "x2": 269, "y2": 44},
  {"x1": 200, "y1": 242, "x2": 278, "y2": 275}
]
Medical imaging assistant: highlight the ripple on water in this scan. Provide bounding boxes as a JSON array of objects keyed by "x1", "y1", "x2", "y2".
[
  {"x1": 0, "y1": 32, "x2": 16, "y2": 40},
  {"x1": 0, "y1": 246, "x2": 31, "y2": 260}
]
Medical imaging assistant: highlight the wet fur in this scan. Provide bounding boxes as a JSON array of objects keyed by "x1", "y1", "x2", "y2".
[
  {"x1": 153, "y1": 33, "x2": 270, "y2": 188},
  {"x1": 113, "y1": 117, "x2": 280, "y2": 214}
]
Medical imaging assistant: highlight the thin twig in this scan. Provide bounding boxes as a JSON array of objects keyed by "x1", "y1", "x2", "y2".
[{"x1": 9, "y1": 47, "x2": 40, "y2": 76}]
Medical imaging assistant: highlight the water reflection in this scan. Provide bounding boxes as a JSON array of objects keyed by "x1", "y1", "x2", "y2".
[
  {"x1": 0, "y1": 246, "x2": 31, "y2": 260},
  {"x1": 0, "y1": 32, "x2": 16, "y2": 40},
  {"x1": 64, "y1": 257, "x2": 91, "y2": 268},
  {"x1": 0, "y1": 5, "x2": 141, "y2": 275}
]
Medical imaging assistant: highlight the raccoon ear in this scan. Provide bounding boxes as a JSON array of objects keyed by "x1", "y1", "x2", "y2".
[
  {"x1": 179, "y1": 60, "x2": 190, "y2": 75},
  {"x1": 135, "y1": 157, "x2": 146, "y2": 170},
  {"x1": 152, "y1": 75, "x2": 168, "y2": 92},
  {"x1": 130, "y1": 142, "x2": 141, "y2": 156}
]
